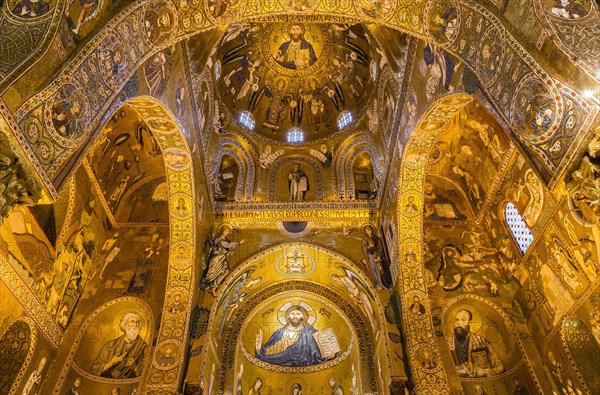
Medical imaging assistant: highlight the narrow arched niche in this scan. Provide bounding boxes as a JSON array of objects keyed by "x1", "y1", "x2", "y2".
[
  {"x1": 215, "y1": 154, "x2": 240, "y2": 202},
  {"x1": 352, "y1": 151, "x2": 375, "y2": 200}
]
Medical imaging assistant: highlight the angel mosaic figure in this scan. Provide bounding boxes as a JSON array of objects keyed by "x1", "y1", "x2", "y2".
[
  {"x1": 261, "y1": 79, "x2": 293, "y2": 130},
  {"x1": 259, "y1": 146, "x2": 284, "y2": 169},
  {"x1": 200, "y1": 224, "x2": 245, "y2": 297},
  {"x1": 360, "y1": 224, "x2": 392, "y2": 289}
]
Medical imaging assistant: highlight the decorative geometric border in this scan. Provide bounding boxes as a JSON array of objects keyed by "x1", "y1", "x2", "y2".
[
  {"x1": 51, "y1": 297, "x2": 154, "y2": 394},
  {"x1": 397, "y1": 93, "x2": 475, "y2": 393},
  {"x1": 559, "y1": 315, "x2": 596, "y2": 394},
  {"x1": 54, "y1": 178, "x2": 76, "y2": 247},
  {"x1": 0, "y1": 0, "x2": 65, "y2": 94},
  {"x1": 125, "y1": 97, "x2": 196, "y2": 392},
  {"x1": 0, "y1": 252, "x2": 62, "y2": 348}
]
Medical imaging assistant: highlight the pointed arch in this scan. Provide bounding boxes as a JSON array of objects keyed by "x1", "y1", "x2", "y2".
[
  {"x1": 199, "y1": 241, "x2": 389, "y2": 394},
  {"x1": 5, "y1": 0, "x2": 592, "y2": 197},
  {"x1": 209, "y1": 136, "x2": 256, "y2": 201},
  {"x1": 396, "y1": 93, "x2": 475, "y2": 392},
  {"x1": 334, "y1": 132, "x2": 382, "y2": 200},
  {"x1": 100, "y1": 96, "x2": 196, "y2": 393}
]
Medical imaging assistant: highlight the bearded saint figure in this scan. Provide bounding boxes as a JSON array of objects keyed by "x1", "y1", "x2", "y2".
[
  {"x1": 255, "y1": 305, "x2": 336, "y2": 366},
  {"x1": 90, "y1": 313, "x2": 148, "y2": 378}
]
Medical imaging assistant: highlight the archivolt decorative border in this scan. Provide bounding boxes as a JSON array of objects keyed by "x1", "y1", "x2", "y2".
[
  {"x1": 397, "y1": 93, "x2": 475, "y2": 393},
  {"x1": 0, "y1": 252, "x2": 62, "y2": 348},
  {"x1": 377, "y1": 65, "x2": 401, "y2": 149},
  {"x1": 52, "y1": 297, "x2": 154, "y2": 393},
  {"x1": 217, "y1": 280, "x2": 378, "y2": 393},
  {"x1": 125, "y1": 97, "x2": 196, "y2": 392}
]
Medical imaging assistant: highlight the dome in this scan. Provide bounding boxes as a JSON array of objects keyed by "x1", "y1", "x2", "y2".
[{"x1": 213, "y1": 23, "x2": 377, "y2": 144}]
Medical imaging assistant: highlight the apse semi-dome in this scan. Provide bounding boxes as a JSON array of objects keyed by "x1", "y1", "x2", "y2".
[{"x1": 214, "y1": 23, "x2": 377, "y2": 144}]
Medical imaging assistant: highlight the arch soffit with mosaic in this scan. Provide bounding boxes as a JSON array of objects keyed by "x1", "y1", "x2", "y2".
[
  {"x1": 209, "y1": 136, "x2": 256, "y2": 201},
  {"x1": 0, "y1": 0, "x2": 67, "y2": 93},
  {"x1": 201, "y1": 242, "x2": 388, "y2": 392},
  {"x1": 531, "y1": 0, "x2": 600, "y2": 83},
  {"x1": 205, "y1": 241, "x2": 387, "y2": 335},
  {"x1": 107, "y1": 96, "x2": 197, "y2": 392},
  {"x1": 5, "y1": 0, "x2": 596, "y2": 200},
  {"x1": 334, "y1": 131, "x2": 380, "y2": 200},
  {"x1": 396, "y1": 93, "x2": 477, "y2": 392}
]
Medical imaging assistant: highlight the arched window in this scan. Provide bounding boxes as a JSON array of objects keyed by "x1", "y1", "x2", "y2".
[
  {"x1": 337, "y1": 111, "x2": 354, "y2": 130},
  {"x1": 286, "y1": 128, "x2": 304, "y2": 143},
  {"x1": 505, "y1": 202, "x2": 534, "y2": 254},
  {"x1": 238, "y1": 111, "x2": 255, "y2": 130}
]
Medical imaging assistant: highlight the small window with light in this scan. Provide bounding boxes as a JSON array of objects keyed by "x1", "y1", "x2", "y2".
[
  {"x1": 337, "y1": 111, "x2": 354, "y2": 130},
  {"x1": 239, "y1": 111, "x2": 255, "y2": 130},
  {"x1": 505, "y1": 202, "x2": 534, "y2": 254},
  {"x1": 287, "y1": 128, "x2": 304, "y2": 143}
]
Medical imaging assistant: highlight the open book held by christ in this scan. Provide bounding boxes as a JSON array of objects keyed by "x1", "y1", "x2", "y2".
[{"x1": 313, "y1": 328, "x2": 340, "y2": 360}]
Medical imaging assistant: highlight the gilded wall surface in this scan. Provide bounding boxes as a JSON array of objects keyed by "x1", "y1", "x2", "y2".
[{"x1": 1, "y1": 0, "x2": 599, "y2": 393}]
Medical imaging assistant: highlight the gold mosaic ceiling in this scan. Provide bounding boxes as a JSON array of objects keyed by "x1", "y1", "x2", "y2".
[{"x1": 213, "y1": 23, "x2": 378, "y2": 144}]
